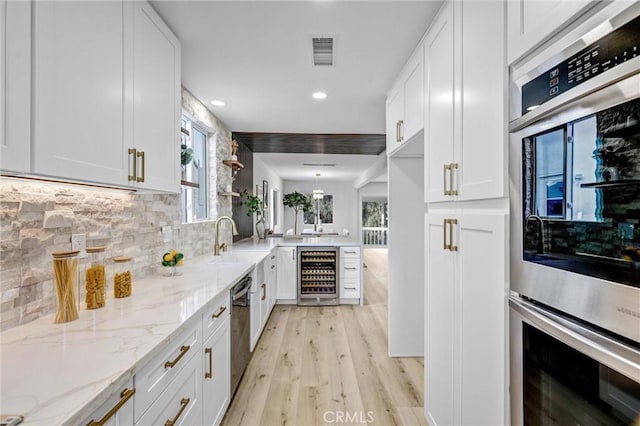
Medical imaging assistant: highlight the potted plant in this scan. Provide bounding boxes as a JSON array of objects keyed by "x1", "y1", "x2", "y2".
[
  {"x1": 283, "y1": 191, "x2": 312, "y2": 235},
  {"x1": 181, "y1": 144, "x2": 193, "y2": 180},
  {"x1": 241, "y1": 190, "x2": 267, "y2": 239}
]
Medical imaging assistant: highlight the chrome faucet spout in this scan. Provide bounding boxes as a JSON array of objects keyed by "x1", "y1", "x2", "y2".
[{"x1": 214, "y1": 216, "x2": 239, "y2": 256}]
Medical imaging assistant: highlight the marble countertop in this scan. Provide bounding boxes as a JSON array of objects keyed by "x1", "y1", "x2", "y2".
[
  {"x1": 0, "y1": 252, "x2": 269, "y2": 425},
  {"x1": 232, "y1": 236, "x2": 362, "y2": 251}
]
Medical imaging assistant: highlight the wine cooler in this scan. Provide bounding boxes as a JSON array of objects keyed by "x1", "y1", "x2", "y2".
[{"x1": 297, "y1": 247, "x2": 339, "y2": 306}]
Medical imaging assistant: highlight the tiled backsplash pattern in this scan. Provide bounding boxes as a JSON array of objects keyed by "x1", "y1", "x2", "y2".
[{"x1": 0, "y1": 88, "x2": 234, "y2": 331}]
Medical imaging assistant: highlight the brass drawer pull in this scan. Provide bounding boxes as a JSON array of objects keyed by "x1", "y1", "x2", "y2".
[
  {"x1": 261, "y1": 283, "x2": 266, "y2": 300},
  {"x1": 449, "y1": 163, "x2": 458, "y2": 196},
  {"x1": 136, "y1": 151, "x2": 145, "y2": 183},
  {"x1": 86, "y1": 387, "x2": 136, "y2": 426},
  {"x1": 165, "y1": 397, "x2": 190, "y2": 426},
  {"x1": 344, "y1": 267, "x2": 358, "y2": 270},
  {"x1": 128, "y1": 148, "x2": 137, "y2": 181},
  {"x1": 204, "y1": 347, "x2": 213, "y2": 379},
  {"x1": 399, "y1": 119, "x2": 404, "y2": 141},
  {"x1": 164, "y1": 345, "x2": 190, "y2": 369},
  {"x1": 212, "y1": 306, "x2": 226, "y2": 319},
  {"x1": 271, "y1": 264, "x2": 276, "y2": 269},
  {"x1": 443, "y1": 219, "x2": 450, "y2": 250},
  {"x1": 449, "y1": 218, "x2": 458, "y2": 251}
]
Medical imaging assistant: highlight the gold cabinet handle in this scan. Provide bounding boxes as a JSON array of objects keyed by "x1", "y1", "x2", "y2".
[
  {"x1": 448, "y1": 218, "x2": 458, "y2": 252},
  {"x1": 449, "y1": 163, "x2": 458, "y2": 196},
  {"x1": 128, "y1": 148, "x2": 137, "y2": 181},
  {"x1": 443, "y1": 164, "x2": 451, "y2": 196},
  {"x1": 395, "y1": 121, "x2": 399, "y2": 142},
  {"x1": 136, "y1": 151, "x2": 145, "y2": 182},
  {"x1": 443, "y1": 219, "x2": 450, "y2": 251},
  {"x1": 261, "y1": 283, "x2": 266, "y2": 301},
  {"x1": 87, "y1": 387, "x2": 136, "y2": 426},
  {"x1": 204, "y1": 347, "x2": 213, "y2": 379},
  {"x1": 271, "y1": 264, "x2": 276, "y2": 269},
  {"x1": 165, "y1": 398, "x2": 190, "y2": 426},
  {"x1": 399, "y1": 119, "x2": 404, "y2": 141},
  {"x1": 164, "y1": 345, "x2": 190, "y2": 369},
  {"x1": 212, "y1": 306, "x2": 226, "y2": 319}
]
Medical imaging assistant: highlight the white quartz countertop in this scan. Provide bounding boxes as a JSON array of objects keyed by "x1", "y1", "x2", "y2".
[
  {"x1": 232, "y1": 236, "x2": 362, "y2": 251},
  {"x1": 0, "y1": 252, "x2": 269, "y2": 425}
]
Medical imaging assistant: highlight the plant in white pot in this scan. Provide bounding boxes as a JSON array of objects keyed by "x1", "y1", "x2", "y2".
[
  {"x1": 283, "y1": 191, "x2": 312, "y2": 235},
  {"x1": 241, "y1": 190, "x2": 267, "y2": 239}
]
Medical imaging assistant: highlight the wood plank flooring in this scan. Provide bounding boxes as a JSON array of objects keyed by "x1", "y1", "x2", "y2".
[{"x1": 222, "y1": 248, "x2": 426, "y2": 426}]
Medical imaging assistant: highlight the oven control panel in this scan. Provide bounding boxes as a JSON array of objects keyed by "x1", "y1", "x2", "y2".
[{"x1": 522, "y1": 15, "x2": 640, "y2": 114}]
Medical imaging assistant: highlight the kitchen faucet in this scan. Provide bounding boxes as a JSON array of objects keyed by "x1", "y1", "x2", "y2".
[
  {"x1": 526, "y1": 214, "x2": 545, "y2": 254},
  {"x1": 214, "y1": 216, "x2": 238, "y2": 256}
]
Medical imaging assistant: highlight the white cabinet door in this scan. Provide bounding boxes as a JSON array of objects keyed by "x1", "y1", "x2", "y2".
[
  {"x1": 424, "y1": 1, "x2": 455, "y2": 203},
  {"x1": 250, "y1": 262, "x2": 263, "y2": 351},
  {"x1": 507, "y1": 0, "x2": 598, "y2": 65},
  {"x1": 268, "y1": 249, "x2": 277, "y2": 312},
  {"x1": 202, "y1": 315, "x2": 230, "y2": 426},
  {"x1": 457, "y1": 0, "x2": 506, "y2": 201},
  {"x1": 128, "y1": 1, "x2": 181, "y2": 193},
  {"x1": 386, "y1": 87, "x2": 403, "y2": 154},
  {"x1": 260, "y1": 258, "x2": 271, "y2": 326},
  {"x1": 424, "y1": 213, "x2": 456, "y2": 426},
  {"x1": 276, "y1": 247, "x2": 297, "y2": 301},
  {"x1": 424, "y1": 212, "x2": 507, "y2": 425},
  {"x1": 82, "y1": 379, "x2": 135, "y2": 426},
  {"x1": 402, "y1": 53, "x2": 424, "y2": 142},
  {"x1": 1, "y1": 0, "x2": 31, "y2": 173},
  {"x1": 31, "y1": 0, "x2": 127, "y2": 185}
]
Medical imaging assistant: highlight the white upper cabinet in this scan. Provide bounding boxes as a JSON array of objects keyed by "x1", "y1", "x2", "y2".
[
  {"x1": 127, "y1": 1, "x2": 181, "y2": 192},
  {"x1": 31, "y1": 1, "x2": 127, "y2": 185},
  {"x1": 1, "y1": 1, "x2": 31, "y2": 174},
  {"x1": 507, "y1": 0, "x2": 598, "y2": 65},
  {"x1": 386, "y1": 51, "x2": 424, "y2": 156},
  {"x1": 424, "y1": 0, "x2": 506, "y2": 203},
  {"x1": 424, "y1": 1, "x2": 455, "y2": 203}
]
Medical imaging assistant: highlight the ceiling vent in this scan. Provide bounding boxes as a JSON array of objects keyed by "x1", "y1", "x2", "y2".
[{"x1": 312, "y1": 37, "x2": 334, "y2": 66}]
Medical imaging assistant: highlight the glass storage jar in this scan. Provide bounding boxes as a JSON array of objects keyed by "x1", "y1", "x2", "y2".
[
  {"x1": 51, "y1": 250, "x2": 80, "y2": 323},
  {"x1": 113, "y1": 256, "x2": 133, "y2": 298},
  {"x1": 85, "y1": 246, "x2": 106, "y2": 309}
]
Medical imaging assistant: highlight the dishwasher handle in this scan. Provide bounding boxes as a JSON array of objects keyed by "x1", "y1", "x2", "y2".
[{"x1": 231, "y1": 275, "x2": 252, "y2": 304}]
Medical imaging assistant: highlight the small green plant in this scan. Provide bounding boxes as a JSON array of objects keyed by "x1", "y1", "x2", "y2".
[
  {"x1": 241, "y1": 190, "x2": 265, "y2": 218},
  {"x1": 181, "y1": 144, "x2": 193, "y2": 166},
  {"x1": 283, "y1": 191, "x2": 312, "y2": 234}
]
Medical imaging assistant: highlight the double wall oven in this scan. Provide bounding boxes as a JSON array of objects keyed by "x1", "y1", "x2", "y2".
[{"x1": 509, "y1": 3, "x2": 640, "y2": 424}]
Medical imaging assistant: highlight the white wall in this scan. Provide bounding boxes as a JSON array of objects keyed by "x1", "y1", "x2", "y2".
[
  {"x1": 253, "y1": 156, "x2": 284, "y2": 234},
  {"x1": 282, "y1": 180, "x2": 358, "y2": 235}
]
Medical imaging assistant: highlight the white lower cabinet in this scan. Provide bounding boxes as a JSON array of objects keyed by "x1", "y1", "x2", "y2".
[
  {"x1": 276, "y1": 247, "x2": 296, "y2": 301},
  {"x1": 425, "y1": 212, "x2": 507, "y2": 426},
  {"x1": 202, "y1": 315, "x2": 230, "y2": 426},
  {"x1": 250, "y1": 260, "x2": 265, "y2": 351},
  {"x1": 267, "y1": 248, "x2": 277, "y2": 312},
  {"x1": 82, "y1": 379, "x2": 135, "y2": 426},
  {"x1": 340, "y1": 247, "x2": 362, "y2": 303},
  {"x1": 136, "y1": 349, "x2": 202, "y2": 426}
]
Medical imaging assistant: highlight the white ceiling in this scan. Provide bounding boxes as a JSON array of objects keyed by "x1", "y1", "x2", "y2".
[
  {"x1": 256, "y1": 152, "x2": 381, "y2": 181},
  {"x1": 152, "y1": 0, "x2": 443, "y2": 182}
]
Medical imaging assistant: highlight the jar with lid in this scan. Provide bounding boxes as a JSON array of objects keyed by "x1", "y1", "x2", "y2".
[
  {"x1": 51, "y1": 250, "x2": 80, "y2": 323},
  {"x1": 113, "y1": 256, "x2": 133, "y2": 298},
  {"x1": 85, "y1": 246, "x2": 107, "y2": 309}
]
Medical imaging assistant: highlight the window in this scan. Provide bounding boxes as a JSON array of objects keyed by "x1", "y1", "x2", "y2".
[
  {"x1": 303, "y1": 194, "x2": 333, "y2": 225},
  {"x1": 181, "y1": 116, "x2": 208, "y2": 223}
]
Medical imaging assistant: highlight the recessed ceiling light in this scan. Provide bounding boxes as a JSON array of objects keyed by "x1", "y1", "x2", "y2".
[
  {"x1": 312, "y1": 92, "x2": 327, "y2": 100},
  {"x1": 211, "y1": 99, "x2": 225, "y2": 106}
]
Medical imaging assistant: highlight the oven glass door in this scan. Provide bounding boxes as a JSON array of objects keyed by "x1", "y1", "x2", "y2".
[{"x1": 523, "y1": 323, "x2": 640, "y2": 425}]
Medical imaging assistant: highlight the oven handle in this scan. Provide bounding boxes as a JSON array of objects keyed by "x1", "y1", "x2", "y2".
[{"x1": 510, "y1": 297, "x2": 640, "y2": 382}]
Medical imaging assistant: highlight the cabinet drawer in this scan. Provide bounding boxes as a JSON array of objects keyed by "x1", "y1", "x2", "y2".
[
  {"x1": 341, "y1": 259, "x2": 361, "y2": 276},
  {"x1": 135, "y1": 322, "x2": 201, "y2": 421},
  {"x1": 340, "y1": 247, "x2": 361, "y2": 259},
  {"x1": 82, "y1": 378, "x2": 135, "y2": 426},
  {"x1": 136, "y1": 347, "x2": 202, "y2": 425},
  {"x1": 202, "y1": 290, "x2": 230, "y2": 340},
  {"x1": 341, "y1": 278, "x2": 360, "y2": 299}
]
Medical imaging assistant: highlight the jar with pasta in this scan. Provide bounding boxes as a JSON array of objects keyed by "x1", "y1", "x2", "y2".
[
  {"x1": 85, "y1": 246, "x2": 107, "y2": 309},
  {"x1": 113, "y1": 256, "x2": 132, "y2": 298},
  {"x1": 52, "y1": 251, "x2": 80, "y2": 323}
]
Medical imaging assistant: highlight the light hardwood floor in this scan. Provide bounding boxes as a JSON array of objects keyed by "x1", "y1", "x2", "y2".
[{"x1": 222, "y1": 248, "x2": 426, "y2": 426}]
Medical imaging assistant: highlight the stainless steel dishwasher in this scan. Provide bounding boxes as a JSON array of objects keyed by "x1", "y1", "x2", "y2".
[{"x1": 230, "y1": 273, "x2": 252, "y2": 398}]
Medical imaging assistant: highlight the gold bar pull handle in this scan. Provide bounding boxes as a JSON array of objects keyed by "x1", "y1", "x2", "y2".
[
  {"x1": 449, "y1": 218, "x2": 458, "y2": 252},
  {"x1": 212, "y1": 306, "x2": 226, "y2": 319},
  {"x1": 261, "y1": 283, "x2": 266, "y2": 301},
  {"x1": 204, "y1": 347, "x2": 213, "y2": 379},
  {"x1": 449, "y1": 163, "x2": 458, "y2": 196},
  {"x1": 396, "y1": 121, "x2": 400, "y2": 142},
  {"x1": 443, "y1": 219, "x2": 450, "y2": 251},
  {"x1": 128, "y1": 148, "x2": 137, "y2": 181},
  {"x1": 164, "y1": 345, "x2": 190, "y2": 369},
  {"x1": 136, "y1": 151, "x2": 145, "y2": 183},
  {"x1": 165, "y1": 398, "x2": 190, "y2": 426},
  {"x1": 443, "y1": 164, "x2": 451, "y2": 196},
  {"x1": 87, "y1": 387, "x2": 136, "y2": 426}
]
